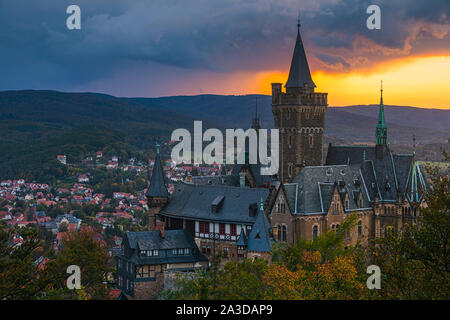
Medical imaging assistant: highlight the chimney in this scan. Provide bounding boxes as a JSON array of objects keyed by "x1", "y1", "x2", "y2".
[{"x1": 155, "y1": 221, "x2": 165, "y2": 239}]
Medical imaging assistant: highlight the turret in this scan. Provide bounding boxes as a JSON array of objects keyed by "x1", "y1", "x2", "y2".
[{"x1": 146, "y1": 144, "x2": 169, "y2": 230}]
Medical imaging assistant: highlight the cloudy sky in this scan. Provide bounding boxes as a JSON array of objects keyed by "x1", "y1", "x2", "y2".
[{"x1": 1, "y1": 0, "x2": 449, "y2": 108}]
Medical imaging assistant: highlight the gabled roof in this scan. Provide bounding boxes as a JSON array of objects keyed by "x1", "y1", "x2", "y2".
[
  {"x1": 318, "y1": 183, "x2": 335, "y2": 213},
  {"x1": 285, "y1": 24, "x2": 316, "y2": 89},
  {"x1": 230, "y1": 163, "x2": 272, "y2": 187},
  {"x1": 146, "y1": 149, "x2": 168, "y2": 197},
  {"x1": 122, "y1": 229, "x2": 208, "y2": 265},
  {"x1": 286, "y1": 165, "x2": 369, "y2": 214},
  {"x1": 326, "y1": 144, "x2": 425, "y2": 203},
  {"x1": 236, "y1": 228, "x2": 247, "y2": 247},
  {"x1": 246, "y1": 210, "x2": 273, "y2": 252},
  {"x1": 125, "y1": 229, "x2": 195, "y2": 251}
]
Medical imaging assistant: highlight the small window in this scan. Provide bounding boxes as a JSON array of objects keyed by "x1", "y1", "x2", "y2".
[
  {"x1": 313, "y1": 225, "x2": 318, "y2": 239},
  {"x1": 153, "y1": 250, "x2": 158, "y2": 256},
  {"x1": 282, "y1": 225, "x2": 287, "y2": 242},
  {"x1": 219, "y1": 223, "x2": 226, "y2": 235},
  {"x1": 184, "y1": 248, "x2": 190, "y2": 255},
  {"x1": 230, "y1": 224, "x2": 236, "y2": 236},
  {"x1": 358, "y1": 221, "x2": 362, "y2": 237},
  {"x1": 200, "y1": 221, "x2": 209, "y2": 234},
  {"x1": 223, "y1": 247, "x2": 229, "y2": 258},
  {"x1": 309, "y1": 134, "x2": 314, "y2": 146},
  {"x1": 178, "y1": 248, "x2": 184, "y2": 255},
  {"x1": 173, "y1": 249, "x2": 178, "y2": 255}
]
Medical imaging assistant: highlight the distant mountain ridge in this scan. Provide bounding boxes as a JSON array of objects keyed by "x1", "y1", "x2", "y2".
[
  {"x1": 0, "y1": 90, "x2": 448, "y2": 180},
  {"x1": 127, "y1": 94, "x2": 449, "y2": 145}
]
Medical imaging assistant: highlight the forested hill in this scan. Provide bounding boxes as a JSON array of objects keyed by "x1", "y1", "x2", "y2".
[{"x1": 0, "y1": 90, "x2": 448, "y2": 181}]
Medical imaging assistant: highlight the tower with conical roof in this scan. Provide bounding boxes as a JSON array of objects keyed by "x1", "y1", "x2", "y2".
[
  {"x1": 272, "y1": 19, "x2": 328, "y2": 182},
  {"x1": 146, "y1": 144, "x2": 169, "y2": 230},
  {"x1": 375, "y1": 81, "x2": 387, "y2": 146}
]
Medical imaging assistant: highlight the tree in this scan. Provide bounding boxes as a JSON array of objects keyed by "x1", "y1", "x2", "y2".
[
  {"x1": 370, "y1": 165, "x2": 449, "y2": 299},
  {"x1": 44, "y1": 229, "x2": 112, "y2": 299},
  {"x1": 0, "y1": 225, "x2": 59, "y2": 299},
  {"x1": 264, "y1": 251, "x2": 368, "y2": 299},
  {"x1": 161, "y1": 256, "x2": 268, "y2": 300}
]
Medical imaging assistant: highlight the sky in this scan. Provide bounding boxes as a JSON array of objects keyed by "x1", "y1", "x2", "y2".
[{"x1": 1, "y1": 0, "x2": 449, "y2": 108}]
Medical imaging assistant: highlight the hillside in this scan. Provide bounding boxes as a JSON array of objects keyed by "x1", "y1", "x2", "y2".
[
  {"x1": 0, "y1": 90, "x2": 448, "y2": 181},
  {"x1": 129, "y1": 95, "x2": 449, "y2": 145}
]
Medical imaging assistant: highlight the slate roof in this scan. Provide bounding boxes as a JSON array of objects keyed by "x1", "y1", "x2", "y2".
[
  {"x1": 126, "y1": 229, "x2": 196, "y2": 251},
  {"x1": 192, "y1": 174, "x2": 240, "y2": 187},
  {"x1": 325, "y1": 145, "x2": 375, "y2": 166},
  {"x1": 285, "y1": 165, "x2": 370, "y2": 215},
  {"x1": 160, "y1": 183, "x2": 270, "y2": 224},
  {"x1": 246, "y1": 210, "x2": 273, "y2": 252},
  {"x1": 326, "y1": 144, "x2": 425, "y2": 203},
  {"x1": 122, "y1": 229, "x2": 207, "y2": 265},
  {"x1": 236, "y1": 229, "x2": 247, "y2": 246},
  {"x1": 285, "y1": 25, "x2": 316, "y2": 89},
  {"x1": 230, "y1": 163, "x2": 273, "y2": 187},
  {"x1": 145, "y1": 150, "x2": 168, "y2": 197}
]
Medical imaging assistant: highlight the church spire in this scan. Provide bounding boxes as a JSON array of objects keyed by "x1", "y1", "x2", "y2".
[
  {"x1": 375, "y1": 81, "x2": 388, "y2": 145},
  {"x1": 251, "y1": 96, "x2": 261, "y2": 130},
  {"x1": 285, "y1": 18, "x2": 316, "y2": 90},
  {"x1": 146, "y1": 143, "x2": 168, "y2": 197}
]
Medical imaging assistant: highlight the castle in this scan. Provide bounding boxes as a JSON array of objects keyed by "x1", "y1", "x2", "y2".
[{"x1": 116, "y1": 21, "x2": 428, "y2": 299}]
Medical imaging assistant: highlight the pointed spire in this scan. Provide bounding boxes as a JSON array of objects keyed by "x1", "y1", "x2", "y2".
[
  {"x1": 246, "y1": 204, "x2": 273, "y2": 252},
  {"x1": 376, "y1": 81, "x2": 388, "y2": 145},
  {"x1": 285, "y1": 18, "x2": 316, "y2": 89},
  {"x1": 146, "y1": 143, "x2": 168, "y2": 197},
  {"x1": 251, "y1": 96, "x2": 261, "y2": 130}
]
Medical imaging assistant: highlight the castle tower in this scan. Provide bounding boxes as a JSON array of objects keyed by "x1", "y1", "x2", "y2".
[
  {"x1": 272, "y1": 21, "x2": 328, "y2": 182},
  {"x1": 146, "y1": 144, "x2": 169, "y2": 230}
]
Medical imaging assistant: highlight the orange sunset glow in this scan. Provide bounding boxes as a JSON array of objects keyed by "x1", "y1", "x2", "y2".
[{"x1": 174, "y1": 55, "x2": 450, "y2": 109}]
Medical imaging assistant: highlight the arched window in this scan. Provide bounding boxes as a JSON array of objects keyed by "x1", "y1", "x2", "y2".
[
  {"x1": 312, "y1": 225, "x2": 318, "y2": 239},
  {"x1": 309, "y1": 134, "x2": 314, "y2": 146},
  {"x1": 276, "y1": 224, "x2": 281, "y2": 242},
  {"x1": 358, "y1": 221, "x2": 362, "y2": 238},
  {"x1": 282, "y1": 225, "x2": 287, "y2": 242}
]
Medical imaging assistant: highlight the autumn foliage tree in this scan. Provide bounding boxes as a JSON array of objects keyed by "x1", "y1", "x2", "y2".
[
  {"x1": 370, "y1": 164, "x2": 449, "y2": 299},
  {"x1": 0, "y1": 224, "x2": 112, "y2": 300}
]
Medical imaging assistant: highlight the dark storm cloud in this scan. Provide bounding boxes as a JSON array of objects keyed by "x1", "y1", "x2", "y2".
[{"x1": 0, "y1": 0, "x2": 449, "y2": 93}]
